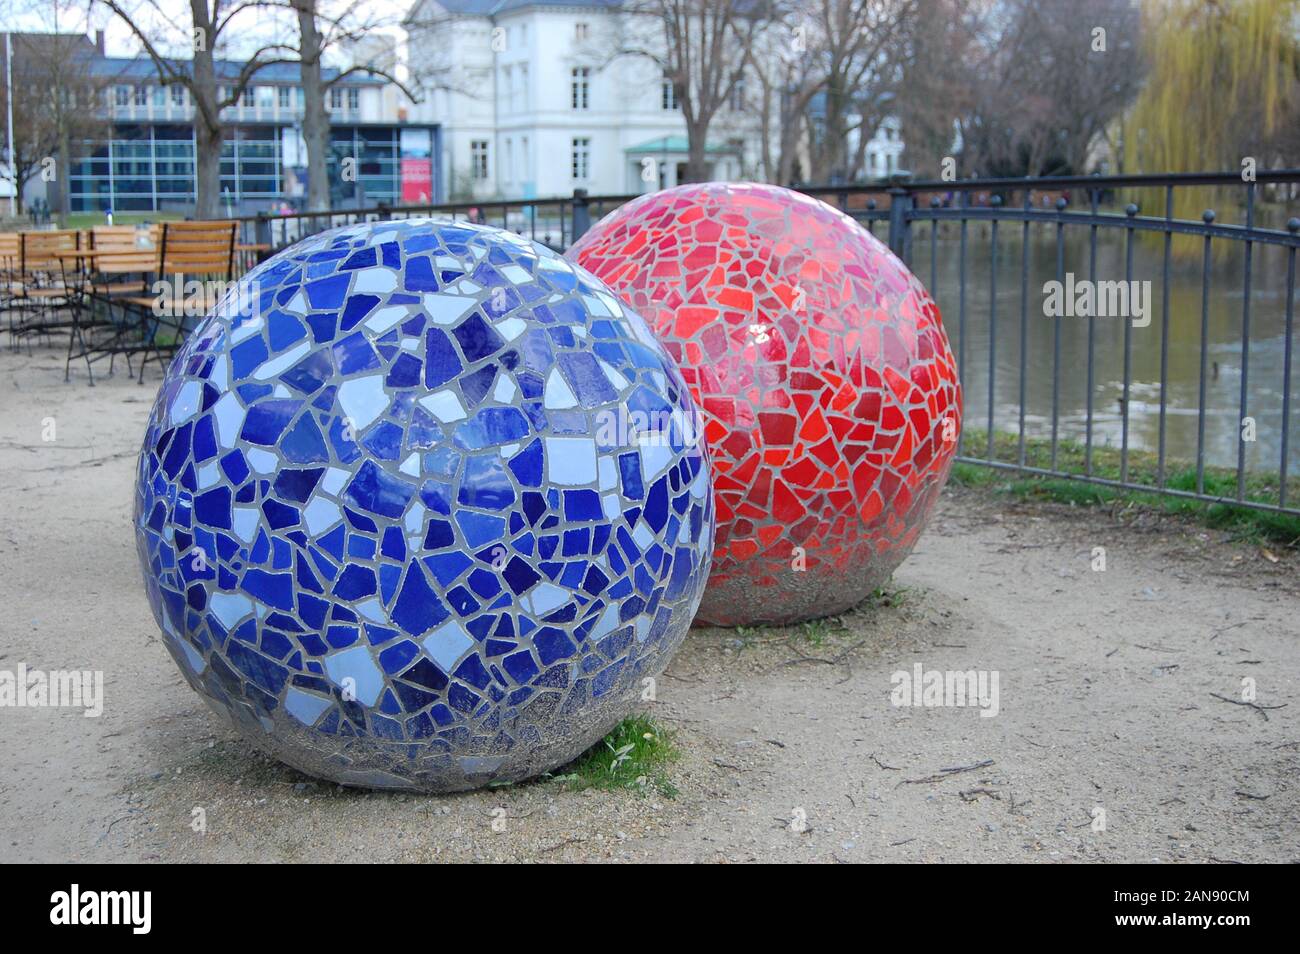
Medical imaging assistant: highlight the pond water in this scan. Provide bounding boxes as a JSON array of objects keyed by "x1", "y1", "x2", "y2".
[{"x1": 904, "y1": 223, "x2": 1298, "y2": 476}]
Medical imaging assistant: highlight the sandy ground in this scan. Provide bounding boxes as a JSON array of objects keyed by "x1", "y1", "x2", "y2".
[{"x1": 2, "y1": 344, "x2": 1297, "y2": 864}]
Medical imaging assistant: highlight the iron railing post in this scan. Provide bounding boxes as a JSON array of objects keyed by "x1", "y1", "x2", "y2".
[
  {"x1": 571, "y1": 189, "x2": 591, "y2": 244},
  {"x1": 886, "y1": 172, "x2": 913, "y2": 261},
  {"x1": 253, "y1": 212, "x2": 271, "y2": 264}
]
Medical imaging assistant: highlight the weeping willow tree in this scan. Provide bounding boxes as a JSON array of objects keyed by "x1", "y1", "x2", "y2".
[{"x1": 1123, "y1": 0, "x2": 1299, "y2": 248}]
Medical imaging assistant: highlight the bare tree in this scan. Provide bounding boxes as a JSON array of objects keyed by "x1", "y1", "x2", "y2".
[
  {"x1": 0, "y1": 32, "x2": 109, "y2": 217},
  {"x1": 745, "y1": 3, "x2": 824, "y2": 183},
  {"x1": 799, "y1": 0, "x2": 919, "y2": 184},
  {"x1": 621, "y1": 0, "x2": 767, "y2": 182},
  {"x1": 285, "y1": 0, "x2": 420, "y2": 212},
  {"x1": 956, "y1": 0, "x2": 1143, "y2": 177},
  {"x1": 893, "y1": 0, "x2": 975, "y2": 178},
  {"x1": 97, "y1": 0, "x2": 288, "y2": 218}
]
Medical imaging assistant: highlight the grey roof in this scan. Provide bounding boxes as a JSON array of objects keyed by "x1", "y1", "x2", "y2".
[{"x1": 0, "y1": 32, "x2": 382, "y2": 86}]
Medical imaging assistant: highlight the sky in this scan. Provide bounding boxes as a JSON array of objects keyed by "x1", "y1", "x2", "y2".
[{"x1": 2, "y1": 0, "x2": 414, "y2": 63}]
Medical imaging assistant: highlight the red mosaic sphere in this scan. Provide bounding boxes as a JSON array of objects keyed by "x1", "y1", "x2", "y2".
[{"x1": 567, "y1": 182, "x2": 961, "y2": 626}]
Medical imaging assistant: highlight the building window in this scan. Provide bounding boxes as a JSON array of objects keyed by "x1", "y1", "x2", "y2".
[
  {"x1": 329, "y1": 87, "x2": 342, "y2": 110},
  {"x1": 471, "y1": 140, "x2": 489, "y2": 180},
  {"x1": 347, "y1": 88, "x2": 359, "y2": 111},
  {"x1": 729, "y1": 79, "x2": 745, "y2": 112},
  {"x1": 571, "y1": 137, "x2": 590, "y2": 180},
  {"x1": 242, "y1": 86, "x2": 255, "y2": 107},
  {"x1": 171, "y1": 85, "x2": 186, "y2": 107},
  {"x1": 520, "y1": 136, "x2": 529, "y2": 182},
  {"x1": 134, "y1": 85, "x2": 148, "y2": 106},
  {"x1": 115, "y1": 85, "x2": 129, "y2": 107},
  {"x1": 278, "y1": 86, "x2": 291, "y2": 108},
  {"x1": 575, "y1": 22, "x2": 589, "y2": 41},
  {"x1": 504, "y1": 138, "x2": 513, "y2": 183},
  {"x1": 571, "y1": 67, "x2": 590, "y2": 110},
  {"x1": 517, "y1": 64, "x2": 528, "y2": 111},
  {"x1": 662, "y1": 76, "x2": 678, "y2": 110}
]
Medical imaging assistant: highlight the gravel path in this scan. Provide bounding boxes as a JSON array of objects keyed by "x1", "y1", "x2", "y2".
[{"x1": 2, "y1": 347, "x2": 1296, "y2": 863}]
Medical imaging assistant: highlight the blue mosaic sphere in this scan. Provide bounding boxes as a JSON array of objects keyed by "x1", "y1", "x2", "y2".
[{"x1": 134, "y1": 219, "x2": 714, "y2": 791}]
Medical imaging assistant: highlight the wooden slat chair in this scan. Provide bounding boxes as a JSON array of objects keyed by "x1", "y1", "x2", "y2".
[
  {"x1": 6, "y1": 229, "x2": 80, "y2": 352},
  {"x1": 65, "y1": 225, "x2": 162, "y2": 382},
  {"x1": 0, "y1": 232, "x2": 20, "y2": 334},
  {"x1": 0, "y1": 232, "x2": 19, "y2": 275},
  {"x1": 116, "y1": 221, "x2": 237, "y2": 382}
]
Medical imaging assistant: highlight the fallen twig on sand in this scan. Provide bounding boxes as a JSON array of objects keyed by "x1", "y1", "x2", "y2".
[
  {"x1": 900, "y1": 758, "x2": 995, "y2": 786},
  {"x1": 1209, "y1": 693, "x2": 1288, "y2": 722}
]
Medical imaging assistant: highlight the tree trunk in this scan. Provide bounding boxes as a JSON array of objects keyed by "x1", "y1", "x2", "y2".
[
  {"x1": 777, "y1": 119, "x2": 800, "y2": 186},
  {"x1": 56, "y1": 127, "x2": 71, "y2": 219},
  {"x1": 189, "y1": 0, "x2": 222, "y2": 219},
  {"x1": 684, "y1": 115, "x2": 711, "y2": 183},
  {"x1": 194, "y1": 120, "x2": 222, "y2": 219},
  {"x1": 758, "y1": 80, "x2": 774, "y2": 182},
  {"x1": 295, "y1": 0, "x2": 332, "y2": 213}
]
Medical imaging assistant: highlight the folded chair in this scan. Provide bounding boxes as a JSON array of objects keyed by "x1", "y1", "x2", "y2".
[
  {"x1": 6, "y1": 229, "x2": 80, "y2": 352},
  {"x1": 65, "y1": 225, "x2": 162, "y2": 383},
  {"x1": 114, "y1": 221, "x2": 237, "y2": 383}
]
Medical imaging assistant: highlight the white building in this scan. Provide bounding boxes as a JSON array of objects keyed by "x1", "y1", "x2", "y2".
[
  {"x1": 860, "y1": 116, "x2": 905, "y2": 180},
  {"x1": 404, "y1": 0, "x2": 908, "y2": 200},
  {"x1": 405, "y1": 0, "x2": 758, "y2": 200}
]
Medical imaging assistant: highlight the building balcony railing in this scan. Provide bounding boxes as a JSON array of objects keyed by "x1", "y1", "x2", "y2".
[{"x1": 105, "y1": 104, "x2": 364, "y2": 125}]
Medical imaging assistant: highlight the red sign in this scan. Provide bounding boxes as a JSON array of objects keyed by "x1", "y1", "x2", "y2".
[{"x1": 401, "y1": 158, "x2": 433, "y2": 204}]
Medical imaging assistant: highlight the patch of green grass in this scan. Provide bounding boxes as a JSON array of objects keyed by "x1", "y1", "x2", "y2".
[
  {"x1": 865, "y1": 584, "x2": 911, "y2": 608},
  {"x1": 955, "y1": 428, "x2": 1300, "y2": 547},
  {"x1": 62, "y1": 210, "x2": 186, "y2": 230},
  {"x1": 799, "y1": 618, "x2": 835, "y2": 645},
  {"x1": 948, "y1": 461, "x2": 1000, "y2": 487},
  {"x1": 732, "y1": 626, "x2": 761, "y2": 651},
  {"x1": 549, "y1": 715, "x2": 680, "y2": 797}
]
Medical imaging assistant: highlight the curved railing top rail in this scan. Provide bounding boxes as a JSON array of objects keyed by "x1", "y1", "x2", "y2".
[
  {"x1": 225, "y1": 192, "x2": 646, "y2": 227},
  {"x1": 797, "y1": 168, "x2": 1300, "y2": 194}
]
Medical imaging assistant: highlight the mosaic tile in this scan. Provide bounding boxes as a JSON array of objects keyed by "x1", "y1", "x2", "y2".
[
  {"x1": 569, "y1": 183, "x2": 961, "y2": 626},
  {"x1": 135, "y1": 218, "x2": 714, "y2": 792}
]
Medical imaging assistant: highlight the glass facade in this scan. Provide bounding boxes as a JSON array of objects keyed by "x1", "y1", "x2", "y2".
[{"x1": 70, "y1": 123, "x2": 439, "y2": 212}]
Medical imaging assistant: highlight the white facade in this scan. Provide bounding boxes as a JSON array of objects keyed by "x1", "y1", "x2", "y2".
[
  {"x1": 405, "y1": 0, "x2": 907, "y2": 200},
  {"x1": 406, "y1": 0, "x2": 753, "y2": 200},
  {"x1": 858, "y1": 116, "x2": 906, "y2": 179}
]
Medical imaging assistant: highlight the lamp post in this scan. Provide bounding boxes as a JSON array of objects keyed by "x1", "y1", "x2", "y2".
[{"x1": 5, "y1": 31, "x2": 15, "y2": 216}]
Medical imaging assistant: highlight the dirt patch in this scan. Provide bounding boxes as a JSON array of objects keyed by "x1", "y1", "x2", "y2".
[{"x1": 1, "y1": 347, "x2": 1296, "y2": 862}]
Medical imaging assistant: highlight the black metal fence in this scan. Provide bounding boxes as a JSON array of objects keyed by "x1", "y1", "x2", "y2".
[
  {"x1": 233, "y1": 189, "x2": 636, "y2": 255},
  {"x1": 231, "y1": 171, "x2": 1300, "y2": 518},
  {"x1": 834, "y1": 171, "x2": 1300, "y2": 518}
]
